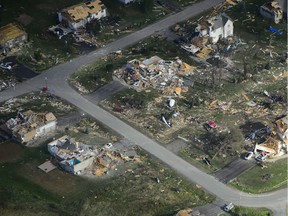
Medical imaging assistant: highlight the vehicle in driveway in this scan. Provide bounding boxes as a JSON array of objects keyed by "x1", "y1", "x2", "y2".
[
  {"x1": 223, "y1": 203, "x2": 234, "y2": 212},
  {"x1": 104, "y1": 143, "x2": 113, "y2": 149},
  {"x1": 255, "y1": 152, "x2": 268, "y2": 162},
  {"x1": 244, "y1": 151, "x2": 254, "y2": 160}
]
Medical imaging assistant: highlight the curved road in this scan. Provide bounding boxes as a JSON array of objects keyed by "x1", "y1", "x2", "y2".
[{"x1": 0, "y1": 0, "x2": 287, "y2": 215}]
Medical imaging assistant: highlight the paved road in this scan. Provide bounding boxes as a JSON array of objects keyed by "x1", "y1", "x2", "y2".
[
  {"x1": 0, "y1": 0, "x2": 287, "y2": 215},
  {"x1": 213, "y1": 158, "x2": 256, "y2": 184}
]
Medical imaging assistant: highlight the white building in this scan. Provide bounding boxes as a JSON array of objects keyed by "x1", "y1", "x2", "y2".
[
  {"x1": 48, "y1": 136, "x2": 95, "y2": 175},
  {"x1": 195, "y1": 13, "x2": 233, "y2": 44},
  {"x1": 58, "y1": 0, "x2": 107, "y2": 30}
]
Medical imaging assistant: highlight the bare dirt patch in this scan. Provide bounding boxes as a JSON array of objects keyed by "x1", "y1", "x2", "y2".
[
  {"x1": 0, "y1": 141, "x2": 24, "y2": 163},
  {"x1": 19, "y1": 161, "x2": 80, "y2": 196},
  {"x1": 16, "y1": 14, "x2": 34, "y2": 26}
]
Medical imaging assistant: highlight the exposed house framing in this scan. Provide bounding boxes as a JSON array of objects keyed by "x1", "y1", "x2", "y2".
[
  {"x1": 5, "y1": 110, "x2": 57, "y2": 143},
  {"x1": 58, "y1": 0, "x2": 107, "y2": 30},
  {"x1": 0, "y1": 23, "x2": 28, "y2": 49}
]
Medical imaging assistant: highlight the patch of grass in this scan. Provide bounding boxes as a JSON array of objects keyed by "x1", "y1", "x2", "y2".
[
  {"x1": 173, "y1": 0, "x2": 203, "y2": 7},
  {"x1": 230, "y1": 158, "x2": 288, "y2": 193},
  {"x1": 70, "y1": 55, "x2": 127, "y2": 93},
  {"x1": 220, "y1": 206, "x2": 273, "y2": 216},
  {"x1": 0, "y1": 139, "x2": 215, "y2": 216},
  {"x1": 0, "y1": 92, "x2": 75, "y2": 122}
]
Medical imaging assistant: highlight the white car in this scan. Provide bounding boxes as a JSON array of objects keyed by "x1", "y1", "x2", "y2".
[
  {"x1": 244, "y1": 151, "x2": 254, "y2": 160},
  {"x1": 223, "y1": 203, "x2": 234, "y2": 212},
  {"x1": 255, "y1": 152, "x2": 268, "y2": 162},
  {"x1": 104, "y1": 143, "x2": 113, "y2": 149}
]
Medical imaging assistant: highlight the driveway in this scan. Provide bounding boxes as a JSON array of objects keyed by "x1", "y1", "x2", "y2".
[
  {"x1": 85, "y1": 80, "x2": 127, "y2": 104},
  {"x1": 212, "y1": 158, "x2": 256, "y2": 184}
]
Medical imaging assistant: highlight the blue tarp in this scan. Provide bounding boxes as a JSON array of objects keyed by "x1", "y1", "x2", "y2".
[{"x1": 267, "y1": 26, "x2": 283, "y2": 35}]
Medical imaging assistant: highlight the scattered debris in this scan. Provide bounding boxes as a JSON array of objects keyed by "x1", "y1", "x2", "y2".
[{"x1": 113, "y1": 56, "x2": 195, "y2": 94}]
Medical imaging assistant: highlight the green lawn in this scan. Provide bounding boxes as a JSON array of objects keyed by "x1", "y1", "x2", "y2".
[
  {"x1": 230, "y1": 158, "x2": 288, "y2": 193},
  {"x1": 0, "y1": 139, "x2": 215, "y2": 216},
  {"x1": 0, "y1": 92, "x2": 75, "y2": 122}
]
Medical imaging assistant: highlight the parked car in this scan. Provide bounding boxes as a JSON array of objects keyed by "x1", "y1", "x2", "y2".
[
  {"x1": 255, "y1": 152, "x2": 268, "y2": 162},
  {"x1": 244, "y1": 151, "x2": 254, "y2": 160},
  {"x1": 223, "y1": 203, "x2": 234, "y2": 212},
  {"x1": 104, "y1": 143, "x2": 113, "y2": 149},
  {"x1": 208, "y1": 121, "x2": 217, "y2": 128},
  {"x1": 203, "y1": 121, "x2": 217, "y2": 131}
]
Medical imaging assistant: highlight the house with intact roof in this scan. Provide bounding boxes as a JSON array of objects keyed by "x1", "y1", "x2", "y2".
[
  {"x1": 58, "y1": 0, "x2": 107, "y2": 30},
  {"x1": 195, "y1": 13, "x2": 233, "y2": 44}
]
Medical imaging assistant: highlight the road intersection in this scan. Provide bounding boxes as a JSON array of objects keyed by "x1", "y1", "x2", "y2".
[{"x1": 0, "y1": 0, "x2": 287, "y2": 215}]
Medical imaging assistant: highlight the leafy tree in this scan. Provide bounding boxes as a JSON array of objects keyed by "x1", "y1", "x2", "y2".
[
  {"x1": 34, "y1": 49, "x2": 42, "y2": 61},
  {"x1": 139, "y1": 0, "x2": 154, "y2": 13},
  {"x1": 86, "y1": 19, "x2": 101, "y2": 35}
]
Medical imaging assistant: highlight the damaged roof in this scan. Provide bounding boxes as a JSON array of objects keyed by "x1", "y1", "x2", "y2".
[
  {"x1": 0, "y1": 23, "x2": 27, "y2": 45},
  {"x1": 212, "y1": 13, "x2": 231, "y2": 30},
  {"x1": 61, "y1": 0, "x2": 106, "y2": 22}
]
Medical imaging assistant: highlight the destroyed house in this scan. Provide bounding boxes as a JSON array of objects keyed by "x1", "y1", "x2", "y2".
[
  {"x1": 5, "y1": 110, "x2": 57, "y2": 143},
  {"x1": 114, "y1": 56, "x2": 194, "y2": 94},
  {"x1": 254, "y1": 116, "x2": 288, "y2": 157},
  {"x1": 58, "y1": 0, "x2": 107, "y2": 30},
  {"x1": 195, "y1": 13, "x2": 233, "y2": 44},
  {"x1": 274, "y1": 115, "x2": 288, "y2": 146},
  {"x1": 260, "y1": 1, "x2": 283, "y2": 23},
  {"x1": 0, "y1": 23, "x2": 28, "y2": 49},
  {"x1": 48, "y1": 136, "x2": 95, "y2": 175}
]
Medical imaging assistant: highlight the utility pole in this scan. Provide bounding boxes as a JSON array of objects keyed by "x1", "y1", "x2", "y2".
[{"x1": 42, "y1": 77, "x2": 48, "y2": 92}]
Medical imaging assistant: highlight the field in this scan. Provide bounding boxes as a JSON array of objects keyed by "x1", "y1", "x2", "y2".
[
  {"x1": 0, "y1": 139, "x2": 215, "y2": 216},
  {"x1": 230, "y1": 158, "x2": 288, "y2": 194}
]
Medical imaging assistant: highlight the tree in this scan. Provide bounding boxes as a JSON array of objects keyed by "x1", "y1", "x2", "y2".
[
  {"x1": 86, "y1": 19, "x2": 101, "y2": 36},
  {"x1": 139, "y1": 0, "x2": 154, "y2": 13},
  {"x1": 34, "y1": 49, "x2": 42, "y2": 61}
]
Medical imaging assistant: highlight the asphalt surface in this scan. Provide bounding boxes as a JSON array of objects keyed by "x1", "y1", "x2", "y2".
[
  {"x1": 85, "y1": 80, "x2": 127, "y2": 104},
  {"x1": 213, "y1": 158, "x2": 256, "y2": 184},
  {"x1": 0, "y1": 0, "x2": 287, "y2": 215}
]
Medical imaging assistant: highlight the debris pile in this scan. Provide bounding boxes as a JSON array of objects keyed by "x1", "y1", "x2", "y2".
[
  {"x1": 113, "y1": 56, "x2": 195, "y2": 94},
  {"x1": 175, "y1": 208, "x2": 204, "y2": 216}
]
